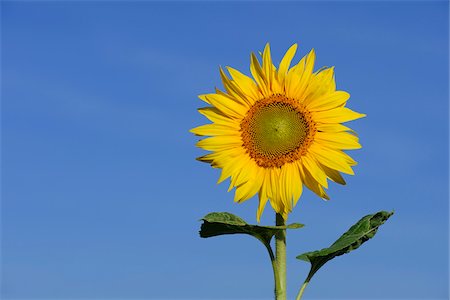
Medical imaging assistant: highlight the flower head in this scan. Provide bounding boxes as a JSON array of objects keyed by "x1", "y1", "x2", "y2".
[{"x1": 191, "y1": 43, "x2": 365, "y2": 221}]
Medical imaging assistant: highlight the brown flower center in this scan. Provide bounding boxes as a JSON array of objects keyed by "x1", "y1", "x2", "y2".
[{"x1": 240, "y1": 94, "x2": 316, "y2": 168}]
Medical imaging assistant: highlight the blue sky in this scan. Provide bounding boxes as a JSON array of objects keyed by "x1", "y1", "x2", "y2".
[{"x1": 1, "y1": 1, "x2": 448, "y2": 299}]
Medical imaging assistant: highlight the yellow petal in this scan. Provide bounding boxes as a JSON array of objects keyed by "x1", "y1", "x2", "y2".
[
  {"x1": 303, "y1": 67, "x2": 336, "y2": 102},
  {"x1": 286, "y1": 49, "x2": 315, "y2": 99},
  {"x1": 217, "y1": 156, "x2": 244, "y2": 183},
  {"x1": 301, "y1": 154, "x2": 329, "y2": 188},
  {"x1": 250, "y1": 52, "x2": 270, "y2": 96},
  {"x1": 313, "y1": 107, "x2": 366, "y2": 123},
  {"x1": 196, "y1": 136, "x2": 242, "y2": 151},
  {"x1": 285, "y1": 68, "x2": 302, "y2": 99},
  {"x1": 205, "y1": 93, "x2": 247, "y2": 119},
  {"x1": 297, "y1": 161, "x2": 329, "y2": 200},
  {"x1": 319, "y1": 163, "x2": 346, "y2": 185},
  {"x1": 315, "y1": 131, "x2": 361, "y2": 150},
  {"x1": 308, "y1": 143, "x2": 355, "y2": 175},
  {"x1": 306, "y1": 91, "x2": 350, "y2": 112},
  {"x1": 197, "y1": 107, "x2": 235, "y2": 125},
  {"x1": 197, "y1": 147, "x2": 244, "y2": 167},
  {"x1": 268, "y1": 168, "x2": 283, "y2": 213},
  {"x1": 219, "y1": 67, "x2": 252, "y2": 107},
  {"x1": 257, "y1": 171, "x2": 270, "y2": 222},
  {"x1": 234, "y1": 164, "x2": 263, "y2": 203},
  {"x1": 198, "y1": 94, "x2": 211, "y2": 104},
  {"x1": 226, "y1": 66, "x2": 261, "y2": 102},
  {"x1": 336, "y1": 149, "x2": 358, "y2": 166},
  {"x1": 316, "y1": 123, "x2": 355, "y2": 133},
  {"x1": 190, "y1": 123, "x2": 240, "y2": 136},
  {"x1": 290, "y1": 162, "x2": 303, "y2": 206},
  {"x1": 278, "y1": 44, "x2": 298, "y2": 81},
  {"x1": 262, "y1": 43, "x2": 274, "y2": 91},
  {"x1": 228, "y1": 156, "x2": 254, "y2": 191},
  {"x1": 280, "y1": 163, "x2": 302, "y2": 211},
  {"x1": 280, "y1": 164, "x2": 292, "y2": 210}
]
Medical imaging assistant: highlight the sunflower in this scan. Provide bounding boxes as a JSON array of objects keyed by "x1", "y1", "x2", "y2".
[{"x1": 191, "y1": 43, "x2": 365, "y2": 221}]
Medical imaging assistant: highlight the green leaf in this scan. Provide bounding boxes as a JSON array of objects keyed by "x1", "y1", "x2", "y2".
[
  {"x1": 200, "y1": 212, "x2": 303, "y2": 246},
  {"x1": 296, "y1": 210, "x2": 393, "y2": 279}
]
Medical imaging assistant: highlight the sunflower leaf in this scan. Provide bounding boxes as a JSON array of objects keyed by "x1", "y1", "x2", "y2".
[
  {"x1": 200, "y1": 212, "x2": 303, "y2": 246},
  {"x1": 296, "y1": 210, "x2": 393, "y2": 281}
]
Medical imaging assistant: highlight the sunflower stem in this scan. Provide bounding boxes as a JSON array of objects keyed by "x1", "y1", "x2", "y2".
[
  {"x1": 296, "y1": 248, "x2": 329, "y2": 300},
  {"x1": 295, "y1": 276, "x2": 311, "y2": 300},
  {"x1": 275, "y1": 213, "x2": 287, "y2": 300},
  {"x1": 264, "y1": 243, "x2": 280, "y2": 300}
]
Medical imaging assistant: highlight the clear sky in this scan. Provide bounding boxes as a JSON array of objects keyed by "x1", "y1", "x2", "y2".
[{"x1": 1, "y1": 1, "x2": 448, "y2": 299}]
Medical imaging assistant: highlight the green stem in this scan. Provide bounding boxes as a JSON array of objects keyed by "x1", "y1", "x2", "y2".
[
  {"x1": 275, "y1": 213, "x2": 287, "y2": 300},
  {"x1": 295, "y1": 278, "x2": 310, "y2": 300},
  {"x1": 295, "y1": 270, "x2": 314, "y2": 300},
  {"x1": 264, "y1": 243, "x2": 280, "y2": 299}
]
